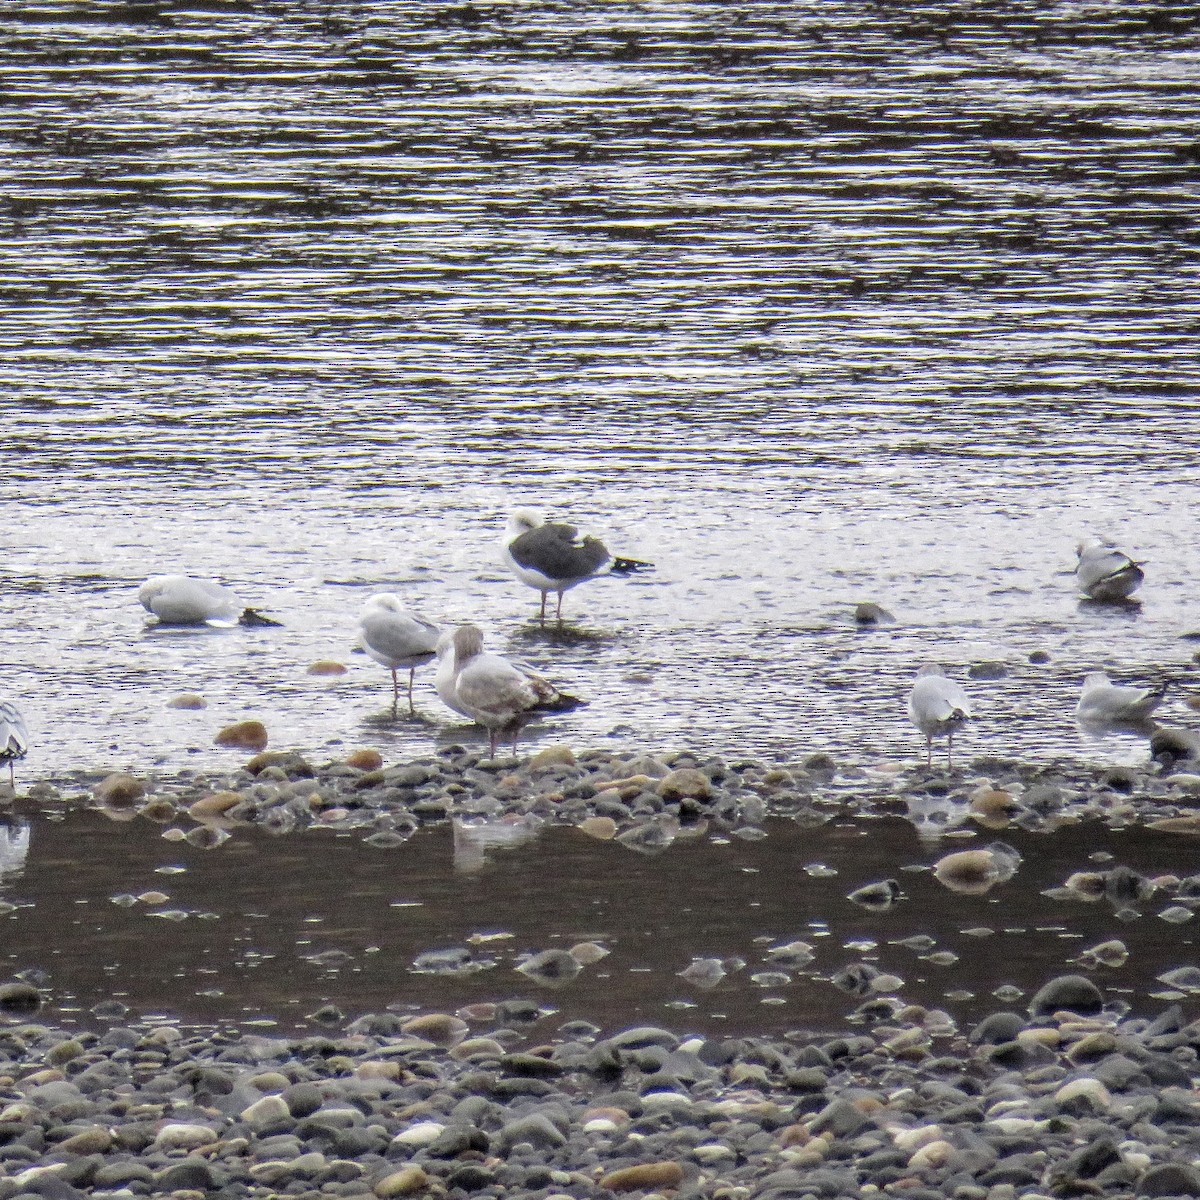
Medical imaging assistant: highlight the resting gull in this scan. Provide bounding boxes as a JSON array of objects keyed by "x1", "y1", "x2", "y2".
[
  {"x1": 358, "y1": 594, "x2": 440, "y2": 715},
  {"x1": 139, "y1": 574, "x2": 280, "y2": 626},
  {"x1": 1075, "y1": 539, "x2": 1144, "y2": 602},
  {"x1": 0, "y1": 699, "x2": 28, "y2": 789},
  {"x1": 1076, "y1": 671, "x2": 1166, "y2": 725},
  {"x1": 438, "y1": 624, "x2": 585, "y2": 756},
  {"x1": 907, "y1": 664, "x2": 973, "y2": 769},
  {"x1": 501, "y1": 509, "x2": 651, "y2": 625}
]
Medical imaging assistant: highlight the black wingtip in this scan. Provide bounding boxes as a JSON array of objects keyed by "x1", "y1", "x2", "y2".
[
  {"x1": 611, "y1": 557, "x2": 653, "y2": 576},
  {"x1": 239, "y1": 608, "x2": 283, "y2": 627},
  {"x1": 537, "y1": 691, "x2": 588, "y2": 714}
]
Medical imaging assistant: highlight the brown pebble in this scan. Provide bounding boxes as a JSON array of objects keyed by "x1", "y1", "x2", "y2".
[
  {"x1": 374, "y1": 1166, "x2": 430, "y2": 1197},
  {"x1": 577, "y1": 816, "x2": 617, "y2": 841},
  {"x1": 344, "y1": 749, "x2": 383, "y2": 771},
  {"x1": 778, "y1": 1123, "x2": 811, "y2": 1147},
  {"x1": 400, "y1": 1013, "x2": 468, "y2": 1048},
  {"x1": 139, "y1": 798, "x2": 177, "y2": 822},
  {"x1": 0, "y1": 981, "x2": 42, "y2": 1015},
  {"x1": 599, "y1": 1162, "x2": 686, "y2": 1193},
  {"x1": 94, "y1": 773, "x2": 146, "y2": 806},
  {"x1": 214, "y1": 720, "x2": 269, "y2": 752},
  {"x1": 307, "y1": 660, "x2": 349, "y2": 676},
  {"x1": 356, "y1": 1060, "x2": 401, "y2": 1081},
  {"x1": 189, "y1": 792, "x2": 242, "y2": 821},
  {"x1": 933, "y1": 850, "x2": 1004, "y2": 895},
  {"x1": 57, "y1": 1127, "x2": 113, "y2": 1155},
  {"x1": 167, "y1": 693, "x2": 207, "y2": 710},
  {"x1": 656, "y1": 767, "x2": 713, "y2": 801},
  {"x1": 529, "y1": 745, "x2": 577, "y2": 771}
]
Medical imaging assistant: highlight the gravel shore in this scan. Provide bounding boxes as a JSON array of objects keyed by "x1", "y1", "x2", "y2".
[{"x1": 5, "y1": 743, "x2": 1200, "y2": 1197}]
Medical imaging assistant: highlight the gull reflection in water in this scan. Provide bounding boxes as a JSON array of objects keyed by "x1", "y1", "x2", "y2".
[
  {"x1": 0, "y1": 819, "x2": 30, "y2": 881},
  {"x1": 452, "y1": 815, "x2": 544, "y2": 873}
]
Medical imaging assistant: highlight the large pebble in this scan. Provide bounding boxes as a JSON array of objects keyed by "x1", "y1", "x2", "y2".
[
  {"x1": 1028, "y1": 974, "x2": 1104, "y2": 1017},
  {"x1": 599, "y1": 1162, "x2": 686, "y2": 1192},
  {"x1": 375, "y1": 1166, "x2": 432, "y2": 1197},
  {"x1": 154, "y1": 1122, "x2": 219, "y2": 1150},
  {"x1": 94, "y1": 772, "x2": 145, "y2": 805},
  {"x1": 656, "y1": 768, "x2": 712, "y2": 801},
  {"x1": 215, "y1": 720, "x2": 269, "y2": 752}
]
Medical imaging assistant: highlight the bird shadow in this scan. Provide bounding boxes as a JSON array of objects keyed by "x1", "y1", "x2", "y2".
[
  {"x1": 361, "y1": 707, "x2": 442, "y2": 729},
  {"x1": 1076, "y1": 598, "x2": 1142, "y2": 617},
  {"x1": 512, "y1": 622, "x2": 615, "y2": 647}
]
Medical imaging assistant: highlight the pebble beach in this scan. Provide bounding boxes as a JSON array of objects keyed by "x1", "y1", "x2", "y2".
[{"x1": 5, "y1": 742, "x2": 1200, "y2": 1198}]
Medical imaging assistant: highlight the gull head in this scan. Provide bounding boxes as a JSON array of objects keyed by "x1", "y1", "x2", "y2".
[
  {"x1": 137, "y1": 575, "x2": 176, "y2": 611},
  {"x1": 452, "y1": 624, "x2": 486, "y2": 664},
  {"x1": 506, "y1": 509, "x2": 543, "y2": 538},
  {"x1": 1081, "y1": 670, "x2": 1111, "y2": 692},
  {"x1": 915, "y1": 663, "x2": 947, "y2": 679},
  {"x1": 360, "y1": 593, "x2": 404, "y2": 618}
]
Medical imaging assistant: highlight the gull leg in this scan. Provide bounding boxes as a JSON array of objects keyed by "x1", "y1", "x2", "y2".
[
  {"x1": 488, "y1": 728, "x2": 498, "y2": 758},
  {"x1": 407, "y1": 667, "x2": 417, "y2": 717},
  {"x1": 947, "y1": 730, "x2": 954, "y2": 771},
  {"x1": 925, "y1": 736, "x2": 932, "y2": 768},
  {"x1": 555, "y1": 591, "x2": 564, "y2": 624},
  {"x1": 390, "y1": 668, "x2": 399, "y2": 713},
  {"x1": 538, "y1": 592, "x2": 547, "y2": 626},
  {"x1": 7, "y1": 762, "x2": 12, "y2": 789}
]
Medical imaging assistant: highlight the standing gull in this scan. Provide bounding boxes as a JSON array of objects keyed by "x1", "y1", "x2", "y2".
[
  {"x1": 501, "y1": 509, "x2": 651, "y2": 625},
  {"x1": 0, "y1": 700, "x2": 28, "y2": 789},
  {"x1": 1076, "y1": 671, "x2": 1166, "y2": 725},
  {"x1": 439, "y1": 624, "x2": 585, "y2": 756},
  {"x1": 907, "y1": 665, "x2": 973, "y2": 769},
  {"x1": 1075, "y1": 539, "x2": 1144, "y2": 602},
  {"x1": 358, "y1": 594, "x2": 440, "y2": 716},
  {"x1": 139, "y1": 575, "x2": 280, "y2": 626}
]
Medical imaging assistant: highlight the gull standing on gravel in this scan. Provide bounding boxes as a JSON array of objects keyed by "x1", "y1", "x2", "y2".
[
  {"x1": 139, "y1": 575, "x2": 280, "y2": 626},
  {"x1": 1076, "y1": 671, "x2": 1166, "y2": 725},
  {"x1": 907, "y1": 664, "x2": 973, "y2": 769},
  {"x1": 1075, "y1": 539, "x2": 1144, "y2": 602},
  {"x1": 0, "y1": 700, "x2": 29, "y2": 789},
  {"x1": 501, "y1": 509, "x2": 652, "y2": 625},
  {"x1": 358, "y1": 594, "x2": 440, "y2": 716},
  {"x1": 439, "y1": 624, "x2": 585, "y2": 756}
]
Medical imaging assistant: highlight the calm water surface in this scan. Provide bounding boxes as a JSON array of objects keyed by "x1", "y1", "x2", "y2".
[{"x1": 2, "y1": 808, "x2": 1198, "y2": 1036}]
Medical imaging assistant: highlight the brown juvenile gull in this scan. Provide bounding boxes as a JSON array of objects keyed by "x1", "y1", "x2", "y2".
[
  {"x1": 358, "y1": 593, "x2": 440, "y2": 715},
  {"x1": 438, "y1": 624, "x2": 585, "y2": 756},
  {"x1": 907, "y1": 664, "x2": 973, "y2": 769},
  {"x1": 501, "y1": 509, "x2": 651, "y2": 625},
  {"x1": 1075, "y1": 538, "x2": 1144, "y2": 602}
]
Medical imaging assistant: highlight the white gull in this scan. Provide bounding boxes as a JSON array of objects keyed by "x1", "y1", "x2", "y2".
[
  {"x1": 1075, "y1": 539, "x2": 1144, "y2": 602},
  {"x1": 138, "y1": 574, "x2": 279, "y2": 626},
  {"x1": 0, "y1": 700, "x2": 28, "y2": 789},
  {"x1": 1076, "y1": 671, "x2": 1165, "y2": 725},
  {"x1": 358, "y1": 593, "x2": 440, "y2": 716},
  {"x1": 907, "y1": 664, "x2": 973, "y2": 769}
]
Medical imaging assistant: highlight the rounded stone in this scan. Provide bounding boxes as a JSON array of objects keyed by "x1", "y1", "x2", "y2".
[
  {"x1": 214, "y1": 720, "x2": 269, "y2": 752},
  {"x1": 400, "y1": 1013, "x2": 468, "y2": 1047},
  {"x1": 345, "y1": 749, "x2": 384, "y2": 770},
  {"x1": 188, "y1": 791, "x2": 242, "y2": 821},
  {"x1": 529, "y1": 746, "x2": 577, "y2": 771},
  {"x1": 375, "y1": 1166, "x2": 431, "y2": 1197},
  {"x1": 307, "y1": 660, "x2": 349, "y2": 676},
  {"x1": 94, "y1": 772, "x2": 146, "y2": 806},
  {"x1": 1028, "y1": 974, "x2": 1104, "y2": 1017},
  {"x1": 154, "y1": 1122, "x2": 219, "y2": 1150},
  {"x1": 167, "y1": 693, "x2": 207, "y2": 709},
  {"x1": 1138, "y1": 1163, "x2": 1200, "y2": 1197},
  {"x1": 656, "y1": 768, "x2": 712, "y2": 801},
  {"x1": 0, "y1": 981, "x2": 42, "y2": 1015},
  {"x1": 600, "y1": 1162, "x2": 686, "y2": 1192},
  {"x1": 240, "y1": 1094, "x2": 293, "y2": 1132}
]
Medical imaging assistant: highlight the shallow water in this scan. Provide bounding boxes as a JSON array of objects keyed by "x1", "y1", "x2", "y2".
[
  {"x1": 1, "y1": 1, "x2": 1200, "y2": 776},
  {"x1": 2, "y1": 807, "x2": 1198, "y2": 1036}
]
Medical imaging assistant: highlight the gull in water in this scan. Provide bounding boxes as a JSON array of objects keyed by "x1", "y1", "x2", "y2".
[
  {"x1": 1076, "y1": 671, "x2": 1166, "y2": 725},
  {"x1": 1075, "y1": 539, "x2": 1144, "y2": 602},
  {"x1": 0, "y1": 700, "x2": 29, "y2": 789},
  {"x1": 907, "y1": 664, "x2": 973, "y2": 769},
  {"x1": 501, "y1": 509, "x2": 652, "y2": 626},
  {"x1": 139, "y1": 575, "x2": 280, "y2": 626},
  {"x1": 438, "y1": 624, "x2": 585, "y2": 756},
  {"x1": 358, "y1": 594, "x2": 440, "y2": 716}
]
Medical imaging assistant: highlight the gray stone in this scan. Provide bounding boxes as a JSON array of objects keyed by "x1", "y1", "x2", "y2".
[{"x1": 1028, "y1": 974, "x2": 1104, "y2": 1017}]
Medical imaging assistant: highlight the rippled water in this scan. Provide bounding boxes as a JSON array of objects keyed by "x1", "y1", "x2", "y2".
[
  {"x1": 2, "y1": 2, "x2": 1200, "y2": 774},
  {"x1": 3, "y1": 808, "x2": 1198, "y2": 1036}
]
